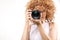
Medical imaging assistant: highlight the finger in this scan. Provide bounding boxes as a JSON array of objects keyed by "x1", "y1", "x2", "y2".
[
  {"x1": 27, "y1": 9, "x2": 32, "y2": 12},
  {"x1": 26, "y1": 12, "x2": 32, "y2": 17}
]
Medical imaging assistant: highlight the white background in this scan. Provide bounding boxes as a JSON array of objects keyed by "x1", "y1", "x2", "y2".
[{"x1": 0, "y1": 0, "x2": 60, "y2": 40}]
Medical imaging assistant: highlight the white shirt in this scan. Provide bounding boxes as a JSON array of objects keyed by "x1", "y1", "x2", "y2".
[{"x1": 30, "y1": 21, "x2": 49, "y2": 40}]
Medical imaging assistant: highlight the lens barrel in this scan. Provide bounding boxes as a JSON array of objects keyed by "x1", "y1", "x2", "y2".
[{"x1": 31, "y1": 10, "x2": 41, "y2": 19}]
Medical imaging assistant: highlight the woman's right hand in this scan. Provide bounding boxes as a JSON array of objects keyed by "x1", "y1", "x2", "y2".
[
  {"x1": 21, "y1": 9, "x2": 32, "y2": 40},
  {"x1": 25, "y1": 9, "x2": 32, "y2": 32}
]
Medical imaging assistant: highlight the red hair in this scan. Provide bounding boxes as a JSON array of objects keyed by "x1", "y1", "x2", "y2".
[{"x1": 26, "y1": 0, "x2": 55, "y2": 21}]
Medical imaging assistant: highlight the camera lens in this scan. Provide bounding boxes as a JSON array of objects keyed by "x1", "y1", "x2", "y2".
[{"x1": 31, "y1": 10, "x2": 41, "y2": 19}]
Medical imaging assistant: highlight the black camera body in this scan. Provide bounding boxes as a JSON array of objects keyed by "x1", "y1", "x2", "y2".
[{"x1": 31, "y1": 10, "x2": 41, "y2": 19}]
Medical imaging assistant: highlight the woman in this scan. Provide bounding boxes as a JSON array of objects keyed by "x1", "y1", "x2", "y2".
[{"x1": 21, "y1": 0, "x2": 57, "y2": 40}]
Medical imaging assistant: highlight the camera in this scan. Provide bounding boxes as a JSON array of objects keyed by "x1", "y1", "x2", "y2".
[{"x1": 31, "y1": 10, "x2": 41, "y2": 19}]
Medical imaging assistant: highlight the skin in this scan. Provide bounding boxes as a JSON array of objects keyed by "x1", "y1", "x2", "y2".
[{"x1": 21, "y1": 9, "x2": 57, "y2": 40}]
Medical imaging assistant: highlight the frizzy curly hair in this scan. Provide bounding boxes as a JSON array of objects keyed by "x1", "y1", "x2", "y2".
[
  {"x1": 26, "y1": 0, "x2": 55, "y2": 21},
  {"x1": 25, "y1": 0, "x2": 56, "y2": 40}
]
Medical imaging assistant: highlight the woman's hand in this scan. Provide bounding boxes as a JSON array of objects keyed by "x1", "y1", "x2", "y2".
[
  {"x1": 25, "y1": 9, "x2": 33, "y2": 32},
  {"x1": 21, "y1": 9, "x2": 32, "y2": 40}
]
